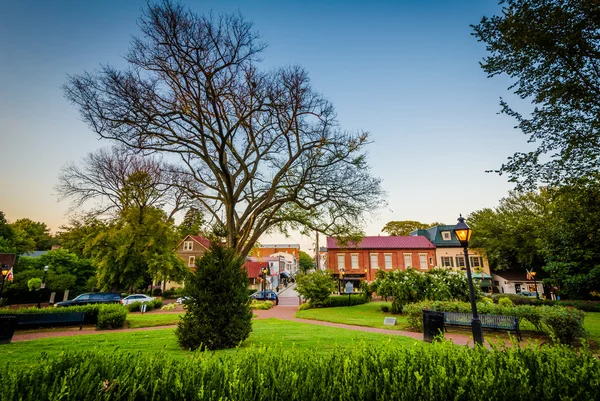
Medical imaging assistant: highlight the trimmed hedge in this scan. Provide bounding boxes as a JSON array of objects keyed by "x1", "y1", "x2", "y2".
[
  {"x1": 96, "y1": 304, "x2": 128, "y2": 330},
  {"x1": 250, "y1": 300, "x2": 274, "y2": 310},
  {"x1": 2, "y1": 342, "x2": 600, "y2": 400},
  {"x1": 404, "y1": 301, "x2": 587, "y2": 345},
  {"x1": 0, "y1": 304, "x2": 128, "y2": 330},
  {"x1": 490, "y1": 294, "x2": 600, "y2": 312},
  {"x1": 325, "y1": 294, "x2": 370, "y2": 307}
]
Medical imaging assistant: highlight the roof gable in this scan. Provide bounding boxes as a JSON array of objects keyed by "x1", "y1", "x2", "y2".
[
  {"x1": 326, "y1": 236, "x2": 435, "y2": 249},
  {"x1": 179, "y1": 235, "x2": 210, "y2": 250},
  {"x1": 425, "y1": 225, "x2": 461, "y2": 246}
]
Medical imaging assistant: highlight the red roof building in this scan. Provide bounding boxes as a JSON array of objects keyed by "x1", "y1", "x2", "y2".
[{"x1": 326, "y1": 236, "x2": 436, "y2": 286}]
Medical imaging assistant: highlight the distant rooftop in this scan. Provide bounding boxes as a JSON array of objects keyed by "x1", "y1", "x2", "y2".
[{"x1": 327, "y1": 236, "x2": 435, "y2": 250}]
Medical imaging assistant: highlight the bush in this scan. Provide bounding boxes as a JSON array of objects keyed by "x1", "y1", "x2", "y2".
[
  {"x1": 324, "y1": 294, "x2": 369, "y2": 308},
  {"x1": 127, "y1": 302, "x2": 142, "y2": 312},
  {"x1": 0, "y1": 304, "x2": 103, "y2": 325},
  {"x1": 152, "y1": 288, "x2": 162, "y2": 297},
  {"x1": 403, "y1": 301, "x2": 587, "y2": 345},
  {"x1": 162, "y1": 287, "x2": 185, "y2": 299},
  {"x1": 175, "y1": 245, "x2": 252, "y2": 351},
  {"x1": 490, "y1": 293, "x2": 600, "y2": 312},
  {"x1": 381, "y1": 305, "x2": 390, "y2": 313},
  {"x1": 250, "y1": 300, "x2": 274, "y2": 310},
  {"x1": 96, "y1": 304, "x2": 128, "y2": 330},
  {"x1": 498, "y1": 297, "x2": 515, "y2": 307},
  {"x1": 161, "y1": 303, "x2": 177, "y2": 311},
  {"x1": 151, "y1": 298, "x2": 163, "y2": 309},
  {"x1": 3, "y1": 342, "x2": 600, "y2": 400},
  {"x1": 295, "y1": 271, "x2": 335, "y2": 307}
]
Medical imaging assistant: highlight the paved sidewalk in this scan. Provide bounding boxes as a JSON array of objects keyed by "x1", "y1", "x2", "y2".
[{"x1": 11, "y1": 305, "x2": 490, "y2": 347}]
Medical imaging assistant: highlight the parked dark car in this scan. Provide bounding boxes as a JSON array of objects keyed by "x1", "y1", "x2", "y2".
[
  {"x1": 55, "y1": 292, "x2": 122, "y2": 307},
  {"x1": 250, "y1": 290, "x2": 279, "y2": 305}
]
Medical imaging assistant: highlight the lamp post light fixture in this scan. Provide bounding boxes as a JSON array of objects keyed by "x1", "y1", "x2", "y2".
[
  {"x1": 262, "y1": 267, "x2": 269, "y2": 295},
  {"x1": 339, "y1": 268, "x2": 345, "y2": 294},
  {"x1": 453, "y1": 215, "x2": 484, "y2": 346},
  {"x1": 0, "y1": 264, "x2": 10, "y2": 302},
  {"x1": 38, "y1": 265, "x2": 49, "y2": 308}
]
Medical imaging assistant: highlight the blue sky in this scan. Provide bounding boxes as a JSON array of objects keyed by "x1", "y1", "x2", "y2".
[{"x1": 0, "y1": 1, "x2": 531, "y2": 250}]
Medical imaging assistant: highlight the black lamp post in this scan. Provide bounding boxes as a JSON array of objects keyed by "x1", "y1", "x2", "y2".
[
  {"x1": 453, "y1": 215, "x2": 484, "y2": 346},
  {"x1": 262, "y1": 267, "x2": 269, "y2": 296},
  {"x1": 38, "y1": 265, "x2": 49, "y2": 308},
  {"x1": 0, "y1": 264, "x2": 10, "y2": 302}
]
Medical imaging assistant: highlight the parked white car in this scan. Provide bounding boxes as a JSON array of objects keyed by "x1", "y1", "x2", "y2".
[
  {"x1": 121, "y1": 294, "x2": 155, "y2": 305},
  {"x1": 176, "y1": 296, "x2": 191, "y2": 304}
]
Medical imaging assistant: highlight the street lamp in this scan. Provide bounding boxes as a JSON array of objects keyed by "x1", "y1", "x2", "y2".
[
  {"x1": 339, "y1": 268, "x2": 345, "y2": 294},
  {"x1": 454, "y1": 215, "x2": 484, "y2": 346},
  {"x1": 262, "y1": 267, "x2": 269, "y2": 295},
  {"x1": 38, "y1": 265, "x2": 49, "y2": 308},
  {"x1": 0, "y1": 264, "x2": 10, "y2": 302}
]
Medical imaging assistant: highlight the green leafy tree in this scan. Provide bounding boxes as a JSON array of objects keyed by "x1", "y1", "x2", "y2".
[
  {"x1": 381, "y1": 221, "x2": 445, "y2": 236},
  {"x1": 177, "y1": 207, "x2": 206, "y2": 238},
  {"x1": 64, "y1": 2, "x2": 383, "y2": 255},
  {"x1": 473, "y1": 0, "x2": 600, "y2": 189},
  {"x1": 298, "y1": 251, "x2": 314, "y2": 273},
  {"x1": 175, "y1": 244, "x2": 252, "y2": 350},
  {"x1": 27, "y1": 278, "x2": 42, "y2": 292},
  {"x1": 541, "y1": 178, "x2": 600, "y2": 299},
  {"x1": 295, "y1": 271, "x2": 335, "y2": 307},
  {"x1": 11, "y1": 218, "x2": 55, "y2": 250},
  {"x1": 468, "y1": 190, "x2": 548, "y2": 271}
]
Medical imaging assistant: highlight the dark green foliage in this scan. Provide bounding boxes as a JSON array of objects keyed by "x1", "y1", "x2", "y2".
[
  {"x1": 162, "y1": 287, "x2": 185, "y2": 299},
  {"x1": 96, "y1": 304, "x2": 128, "y2": 330},
  {"x1": 295, "y1": 271, "x2": 336, "y2": 307},
  {"x1": 3, "y1": 342, "x2": 600, "y2": 400},
  {"x1": 175, "y1": 245, "x2": 252, "y2": 350},
  {"x1": 151, "y1": 298, "x2": 163, "y2": 309},
  {"x1": 298, "y1": 250, "x2": 314, "y2": 273},
  {"x1": 381, "y1": 305, "x2": 390, "y2": 313},
  {"x1": 473, "y1": 0, "x2": 600, "y2": 190},
  {"x1": 490, "y1": 293, "x2": 600, "y2": 312},
  {"x1": 404, "y1": 301, "x2": 587, "y2": 345},
  {"x1": 325, "y1": 294, "x2": 369, "y2": 308}
]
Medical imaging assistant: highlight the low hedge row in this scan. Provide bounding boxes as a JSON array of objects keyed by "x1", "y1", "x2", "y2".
[
  {"x1": 0, "y1": 304, "x2": 128, "y2": 330},
  {"x1": 325, "y1": 294, "x2": 370, "y2": 307},
  {"x1": 404, "y1": 301, "x2": 587, "y2": 345},
  {"x1": 250, "y1": 300, "x2": 274, "y2": 310},
  {"x1": 489, "y1": 294, "x2": 600, "y2": 311},
  {"x1": 3, "y1": 342, "x2": 600, "y2": 400},
  {"x1": 126, "y1": 299, "x2": 163, "y2": 312}
]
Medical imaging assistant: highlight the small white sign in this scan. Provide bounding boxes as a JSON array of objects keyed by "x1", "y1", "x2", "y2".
[{"x1": 384, "y1": 317, "x2": 397, "y2": 326}]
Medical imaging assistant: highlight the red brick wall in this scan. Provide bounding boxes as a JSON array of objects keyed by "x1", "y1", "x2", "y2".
[{"x1": 327, "y1": 249, "x2": 436, "y2": 280}]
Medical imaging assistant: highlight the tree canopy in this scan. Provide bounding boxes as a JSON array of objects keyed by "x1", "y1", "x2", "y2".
[
  {"x1": 473, "y1": 0, "x2": 600, "y2": 189},
  {"x1": 381, "y1": 221, "x2": 445, "y2": 236},
  {"x1": 298, "y1": 250, "x2": 314, "y2": 273},
  {"x1": 63, "y1": 1, "x2": 383, "y2": 255}
]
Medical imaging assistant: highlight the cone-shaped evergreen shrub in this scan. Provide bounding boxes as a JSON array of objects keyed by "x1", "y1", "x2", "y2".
[{"x1": 175, "y1": 244, "x2": 252, "y2": 350}]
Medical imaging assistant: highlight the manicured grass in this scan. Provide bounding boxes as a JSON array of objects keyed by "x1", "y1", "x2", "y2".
[
  {"x1": 584, "y1": 312, "x2": 600, "y2": 344},
  {"x1": 1, "y1": 318, "x2": 416, "y2": 373},
  {"x1": 126, "y1": 312, "x2": 182, "y2": 328},
  {"x1": 295, "y1": 302, "x2": 410, "y2": 330}
]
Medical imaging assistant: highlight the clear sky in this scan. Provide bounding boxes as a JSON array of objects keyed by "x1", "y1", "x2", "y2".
[{"x1": 0, "y1": 0, "x2": 530, "y2": 252}]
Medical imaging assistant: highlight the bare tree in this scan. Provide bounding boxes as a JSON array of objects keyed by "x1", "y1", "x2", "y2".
[
  {"x1": 57, "y1": 146, "x2": 197, "y2": 220},
  {"x1": 63, "y1": 1, "x2": 384, "y2": 255}
]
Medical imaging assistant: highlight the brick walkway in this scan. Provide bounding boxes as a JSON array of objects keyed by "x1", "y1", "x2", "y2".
[{"x1": 10, "y1": 304, "x2": 493, "y2": 347}]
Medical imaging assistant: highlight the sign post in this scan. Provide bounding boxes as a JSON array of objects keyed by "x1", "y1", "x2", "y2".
[{"x1": 345, "y1": 282, "x2": 353, "y2": 305}]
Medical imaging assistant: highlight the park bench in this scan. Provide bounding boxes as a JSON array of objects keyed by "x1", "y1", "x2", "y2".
[
  {"x1": 15, "y1": 312, "x2": 87, "y2": 330},
  {"x1": 444, "y1": 312, "x2": 522, "y2": 341}
]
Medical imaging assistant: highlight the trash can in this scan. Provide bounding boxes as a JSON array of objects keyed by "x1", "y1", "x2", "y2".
[
  {"x1": 423, "y1": 310, "x2": 445, "y2": 343},
  {"x1": 0, "y1": 314, "x2": 18, "y2": 344}
]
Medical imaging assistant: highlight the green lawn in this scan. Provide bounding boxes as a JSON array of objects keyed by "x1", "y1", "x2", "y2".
[
  {"x1": 295, "y1": 302, "x2": 410, "y2": 330},
  {"x1": 585, "y1": 312, "x2": 600, "y2": 344},
  {"x1": 126, "y1": 312, "x2": 182, "y2": 328},
  {"x1": 0, "y1": 318, "x2": 416, "y2": 373}
]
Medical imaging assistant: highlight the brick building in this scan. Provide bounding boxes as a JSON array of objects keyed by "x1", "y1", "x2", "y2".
[{"x1": 326, "y1": 236, "x2": 436, "y2": 292}]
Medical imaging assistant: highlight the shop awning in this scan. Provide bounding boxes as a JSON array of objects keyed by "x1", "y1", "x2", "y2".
[{"x1": 280, "y1": 271, "x2": 291, "y2": 278}]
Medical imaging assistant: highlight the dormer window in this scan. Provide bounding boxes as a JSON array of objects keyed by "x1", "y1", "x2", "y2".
[
  {"x1": 442, "y1": 231, "x2": 451, "y2": 241},
  {"x1": 183, "y1": 241, "x2": 193, "y2": 251}
]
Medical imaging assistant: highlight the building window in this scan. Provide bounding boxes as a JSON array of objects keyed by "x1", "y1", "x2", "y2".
[
  {"x1": 351, "y1": 253, "x2": 359, "y2": 269},
  {"x1": 419, "y1": 254, "x2": 427, "y2": 269},
  {"x1": 384, "y1": 254, "x2": 392, "y2": 269},
  {"x1": 404, "y1": 253, "x2": 412, "y2": 268},
  {"x1": 456, "y1": 256, "x2": 465, "y2": 269},
  {"x1": 370, "y1": 253, "x2": 378, "y2": 269},
  {"x1": 441, "y1": 256, "x2": 453, "y2": 267},
  {"x1": 493, "y1": 280, "x2": 500, "y2": 287},
  {"x1": 183, "y1": 241, "x2": 193, "y2": 251},
  {"x1": 337, "y1": 254, "x2": 345, "y2": 270},
  {"x1": 470, "y1": 256, "x2": 481, "y2": 268},
  {"x1": 442, "y1": 231, "x2": 451, "y2": 241},
  {"x1": 188, "y1": 256, "x2": 195, "y2": 267}
]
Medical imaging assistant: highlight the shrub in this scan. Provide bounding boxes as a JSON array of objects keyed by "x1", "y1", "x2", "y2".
[
  {"x1": 127, "y1": 302, "x2": 142, "y2": 312},
  {"x1": 381, "y1": 305, "x2": 390, "y2": 313},
  {"x1": 250, "y1": 300, "x2": 274, "y2": 310},
  {"x1": 498, "y1": 297, "x2": 515, "y2": 307},
  {"x1": 175, "y1": 245, "x2": 252, "y2": 350},
  {"x1": 403, "y1": 300, "x2": 587, "y2": 344},
  {"x1": 324, "y1": 294, "x2": 369, "y2": 307},
  {"x1": 162, "y1": 288, "x2": 185, "y2": 299},
  {"x1": 161, "y1": 303, "x2": 177, "y2": 311},
  {"x1": 152, "y1": 288, "x2": 162, "y2": 297},
  {"x1": 0, "y1": 304, "x2": 103, "y2": 325},
  {"x1": 295, "y1": 271, "x2": 336, "y2": 307},
  {"x1": 96, "y1": 304, "x2": 128, "y2": 330},
  {"x1": 2, "y1": 343, "x2": 600, "y2": 400},
  {"x1": 151, "y1": 298, "x2": 163, "y2": 309}
]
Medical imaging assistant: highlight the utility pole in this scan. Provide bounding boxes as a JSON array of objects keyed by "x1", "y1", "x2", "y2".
[{"x1": 315, "y1": 230, "x2": 319, "y2": 270}]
